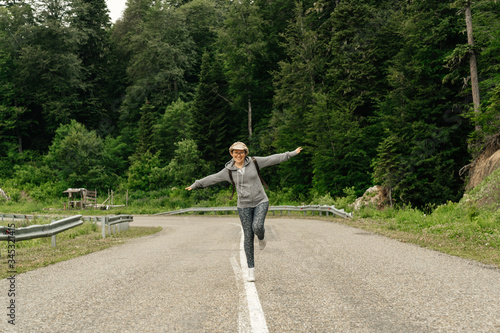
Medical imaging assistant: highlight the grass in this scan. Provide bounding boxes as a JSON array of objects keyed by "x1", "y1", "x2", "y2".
[
  {"x1": 333, "y1": 203, "x2": 500, "y2": 268},
  {"x1": 0, "y1": 220, "x2": 161, "y2": 279}
]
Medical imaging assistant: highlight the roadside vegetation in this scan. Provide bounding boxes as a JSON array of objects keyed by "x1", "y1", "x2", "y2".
[
  {"x1": 1, "y1": 168, "x2": 498, "y2": 274},
  {"x1": 0, "y1": 217, "x2": 161, "y2": 279}
]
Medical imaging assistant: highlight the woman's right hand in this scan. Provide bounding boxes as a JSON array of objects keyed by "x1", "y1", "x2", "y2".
[{"x1": 185, "y1": 187, "x2": 192, "y2": 191}]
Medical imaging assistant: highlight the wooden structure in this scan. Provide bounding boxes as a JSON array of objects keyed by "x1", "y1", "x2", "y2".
[{"x1": 63, "y1": 188, "x2": 97, "y2": 210}]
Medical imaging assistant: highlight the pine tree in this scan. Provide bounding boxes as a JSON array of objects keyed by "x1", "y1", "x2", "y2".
[
  {"x1": 11, "y1": 0, "x2": 84, "y2": 149},
  {"x1": 190, "y1": 51, "x2": 236, "y2": 170},
  {"x1": 136, "y1": 101, "x2": 159, "y2": 156},
  {"x1": 374, "y1": 0, "x2": 471, "y2": 207},
  {"x1": 266, "y1": 2, "x2": 321, "y2": 193},
  {"x1": 115, "y1": 1, "x2": 196, "y2": 133},
  {"x1": 69, "y1": 0, "x2": 116, "y2": 135},
  {"x1": 154, "y1": 98, "x2": 192, "y2": 163},
  {"x1": 217, "y1": 0, "x2": 268, "y2": 139}
]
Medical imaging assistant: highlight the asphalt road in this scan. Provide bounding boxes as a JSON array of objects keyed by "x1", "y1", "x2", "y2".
[{"x1": 1, "y1": 215, "x2": 499, "y2": 332}]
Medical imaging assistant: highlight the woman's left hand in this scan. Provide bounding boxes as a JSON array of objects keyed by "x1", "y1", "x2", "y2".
[{"x1": 295, "y1": 147, "x2": 303, "y2": 154}]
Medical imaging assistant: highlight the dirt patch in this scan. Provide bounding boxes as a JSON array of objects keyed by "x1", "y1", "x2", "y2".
[{"x1": 463, "y1": 133, "x2": 500, "y2": 190}]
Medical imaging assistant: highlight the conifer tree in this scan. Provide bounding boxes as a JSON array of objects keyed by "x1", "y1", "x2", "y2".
[
  {"x1": 374, "y1": 0, "x2": 470, "y2": 207},
  {"x1": 69, "y1": 0, "x2": 116, "y2": 134},
  {"x1": 190, "y1": 51, "x2": 236, "y2": 170},
  {"x1": 136, "y1": 101, "x2": 159, "y2": 156},
  {"x1": 218, "y1": 0, "x2": 268, "y2": 139}
]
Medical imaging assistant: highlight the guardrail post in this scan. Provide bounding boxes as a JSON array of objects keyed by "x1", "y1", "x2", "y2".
[
  {"x1": 102, "y1": 216, "x2": 108, "y2": 238},
  {"x1": 51, "y1": 235, "x2": 57, "y2": 248}
]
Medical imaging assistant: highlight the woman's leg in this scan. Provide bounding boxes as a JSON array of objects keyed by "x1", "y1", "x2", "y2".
[
  {"x1": 237, "y1": 201, "x2": 270, "y2": 269},
  {"x1": 238, "y1": 207, "x2": 256, "y2": 268},
  {"x1": 252, "y1": 201, "x2": 269, "y2": 241}
]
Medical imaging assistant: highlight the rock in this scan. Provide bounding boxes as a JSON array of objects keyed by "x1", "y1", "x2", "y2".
[
  {"x1": 353, "y1": 185, "x2": 387, "y2": 210},
  {"x1": 0, "y1": 188, "x2": 10, "y2": 201}
]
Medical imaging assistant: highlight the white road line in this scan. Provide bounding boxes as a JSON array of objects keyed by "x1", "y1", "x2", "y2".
[
  {"x1": 230, "y1": 255, "x2": 252, "y2": 333},
  {"x1": 238, "y1": 228, "x2": 269, "y2": 333}
]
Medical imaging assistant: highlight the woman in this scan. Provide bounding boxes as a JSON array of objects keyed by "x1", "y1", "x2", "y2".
[{"x1": 186, "y1": 142, "x2": 303, "y2": 282}]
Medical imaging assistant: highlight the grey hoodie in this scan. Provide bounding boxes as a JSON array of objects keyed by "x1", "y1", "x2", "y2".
[{"x1": 189, "y1": 150, "x2": 299, "y2": 208}]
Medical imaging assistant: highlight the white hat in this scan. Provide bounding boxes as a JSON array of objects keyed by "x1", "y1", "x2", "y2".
[{"x1": 229, "y1": 142, "x2": 249, "y2": 154}]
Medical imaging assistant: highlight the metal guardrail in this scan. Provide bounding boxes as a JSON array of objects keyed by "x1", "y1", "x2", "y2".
[
  {"x1": 0, "y1": 215, "x2": 83, "y2": 247},
  {"x1": 155, "y1": 205, "x2": 352, "y2": 219},
  {"x1": 0, "y1": 214, "x2": 134, "y2": 244},
  {"x1": 0, "y1": 214, "x2": 73, "y2": 224},
  {"x1": 0, "y1": 214, "x2": 36, "y2": 220},
  {"x1": 101, "y1": 215, "x2": 134, "y2": 239}
]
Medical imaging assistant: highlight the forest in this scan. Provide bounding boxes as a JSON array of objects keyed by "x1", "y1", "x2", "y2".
[{"x1": 0, "y1": 0, "x2": 499, "y2": 209}]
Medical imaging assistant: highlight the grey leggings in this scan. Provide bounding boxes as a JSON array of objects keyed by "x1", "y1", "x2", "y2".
[{"x1": 237, "y1": 201, "x2": 269, "y2": 269}]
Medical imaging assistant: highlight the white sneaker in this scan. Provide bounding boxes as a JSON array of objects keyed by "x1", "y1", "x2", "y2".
[
  {"x1": 259, "y1": 237, "x2": 266, "y2": 250},
  {"x1": 247, "y1": 268, "x2": 255, "y2": 282}
]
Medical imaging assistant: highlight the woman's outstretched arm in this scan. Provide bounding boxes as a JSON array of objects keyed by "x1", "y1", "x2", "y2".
[
  {"x1": 254, "y1": 147, "x2": 303, "y2": 169},
  {"x1": 185, "y1": 168, "x2": 229, "y2": 191}
]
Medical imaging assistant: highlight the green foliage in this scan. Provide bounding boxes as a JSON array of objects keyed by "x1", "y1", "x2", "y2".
[
  {"x1": 127, "y1": 150, "x2": 164, "y2": 191},
  {"x1": 1, "y1": 0, "x2": 499, "y2": 208},
  {"x1": 45, "y1": 120, "x2": 104, "y2": 187},
  {"x1": 68, "y1": 0, "x2": 118, "y2": 135},
  {"x1": 102, "y1": 135, "x2": 131, "y2": 177},
  {"x1": 267, "y1": 187, "x2": 301, "y2": 206},
  {"x1": 372, "y1": 134, "x2": 403, "y2": 197},
  {"x1": 136, "y1": 101, "x2": 160, "y2": 155},
  {"x1": 217, "y1": 0, "x2": 270, "y2": 137},
  {"x1": 472, "y1": 0, "x2": 500, "y2": 143},
  {"x1": 371, "y1": 0, "x2": 471, "y2": 207},
  {"x1": 116, "y1": 1, "x2": 196, "y2": 130},
  {"x1": 166, "y1": 139, "x2": 209, "y2": 186},
  {"x1": 42, "y1": 120, "x2": 122, "y2": 190},
  {"x1": 307, "y1": 93, "x2": 372, "y2": 196},
  {"x1": 357, "y1": 198, "x2": 500, "y2": 255},
  {"x1": 190, "y1": 51, "x2": 236, "y2": 170},
  {"x1": 472, "y1": 84, "x2": 500, "y2": 140},
  {"x1": 154, "y1": 98, "x2": 192, "y2": 162}
]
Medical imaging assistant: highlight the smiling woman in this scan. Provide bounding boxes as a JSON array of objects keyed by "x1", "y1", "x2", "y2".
[
  {"x1": 106, "y1": 0, "x2": 127, "y2": 22},
  {"x1": 185, "y1": 141, "x2": 303, "y2": 282}
]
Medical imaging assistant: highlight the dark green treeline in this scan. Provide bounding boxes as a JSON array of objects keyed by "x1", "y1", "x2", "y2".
[{"x1": 0, "y1": 0, "x2": 499, "y2": 207}]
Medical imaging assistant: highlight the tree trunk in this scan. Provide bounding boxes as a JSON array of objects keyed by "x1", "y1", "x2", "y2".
[
  {"x1": 465, "y1": 4, "x2": 481, "y2": 131},
  {"x1": 18, "y1": 134, "x2": 23, "y2": 154},
  {"x1": 248, "y1": 95, "x2": 252, "y2": 139}
]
